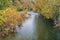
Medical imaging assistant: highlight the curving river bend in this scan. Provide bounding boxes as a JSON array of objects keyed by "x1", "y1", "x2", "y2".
[{"x1": 0, "y1": 12, "x2": 60, "y2": 40}]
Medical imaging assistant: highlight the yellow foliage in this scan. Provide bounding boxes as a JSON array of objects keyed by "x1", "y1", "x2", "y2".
[
  {"x1": 0, "y1": 7, "x2": 28, "y2": 34},
  {"x1": 33, "y1": 0, "x2": 60, "y2": 19}
]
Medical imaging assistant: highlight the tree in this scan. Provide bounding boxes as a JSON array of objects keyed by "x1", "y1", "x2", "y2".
[{"x1": 33, "y1": 0, "x2": 60, "y2": 19}]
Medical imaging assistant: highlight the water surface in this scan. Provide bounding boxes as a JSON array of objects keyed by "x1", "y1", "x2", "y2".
[{"x1": 0, "y1": 12, "x2": 60, "y2": 40}]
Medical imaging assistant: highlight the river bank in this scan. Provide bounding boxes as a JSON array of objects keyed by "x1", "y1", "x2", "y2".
[
  {"x1": 0, "y1": 9, "x2": 30, "y2": 37},
  {"x1": 0, "y1": 11, "x2": 60, "y2": 40}
]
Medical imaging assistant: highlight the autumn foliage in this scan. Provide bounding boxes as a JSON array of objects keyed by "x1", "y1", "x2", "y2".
[
  {"x1": 33, "y1": 0, "x2": 60, "y2": 19},
  {"x1": 0, "y1": 8, "x2": 28, "y2": 36},
  {"x1": 0, "y1": 0, "x2": 32, "y2": 37},
  {"x1": 1, "y1": 0, "x2": 60, "y2": 36}
]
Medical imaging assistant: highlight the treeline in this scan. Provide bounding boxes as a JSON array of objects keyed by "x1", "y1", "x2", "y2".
[
  {"x1": 0, "y1": 0, "x2": 32, "y2": 11},
  {"x1": 33, "y1": 0, "x2": 60, "y2": 20}
]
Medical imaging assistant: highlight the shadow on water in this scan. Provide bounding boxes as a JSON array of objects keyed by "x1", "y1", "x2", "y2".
[
  {"x1": 34, "y1": 15, "x2": 56, "y2": 40},
  {"x1": 0, "y1": 11, "x2": 60, "y2": 40}
]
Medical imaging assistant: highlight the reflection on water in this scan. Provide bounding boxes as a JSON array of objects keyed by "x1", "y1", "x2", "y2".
[{"x1": 0, "y1": 12, "x2": 60, "y2": 40}]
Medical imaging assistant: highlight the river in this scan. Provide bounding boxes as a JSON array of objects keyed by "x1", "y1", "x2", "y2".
[{"x1": 0, "y1": 12, "x2": 60, "y2": 40}]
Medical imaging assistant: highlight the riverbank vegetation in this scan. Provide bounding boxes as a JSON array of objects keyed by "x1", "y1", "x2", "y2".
[
  {"x1": 33, "y1": 0, "x2": 60, "y2": 19},
  {"x1": 0, "y1": 8, "x2": 29, "y2": 36},
  {"x1": 0, "y1": 0, "x2": 60, "y2": 37},
  {"x1": 33, "y1": 0, "x2": 60, "y2": 28},
  {"x1": 0, "y1": 0, "x2": 31, "y2": 37}
]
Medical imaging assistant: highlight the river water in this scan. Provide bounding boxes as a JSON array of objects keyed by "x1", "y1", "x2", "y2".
[{"x1": 0, "y1": 12, "x2": 60, "y2": 40}]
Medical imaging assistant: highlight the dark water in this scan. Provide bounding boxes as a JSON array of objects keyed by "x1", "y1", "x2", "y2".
[{"x1": 0, "y1": 12, "x2": 60, "y2": 40}]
